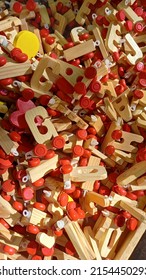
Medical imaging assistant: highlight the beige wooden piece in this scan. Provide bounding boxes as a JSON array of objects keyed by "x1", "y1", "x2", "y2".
[
  {"x1": 64, "y1": 9, "x2": 75, "y2": 24},
  {"x1": 8, "y1": 254, "x2": 27, "y2": 260},
  {"x1": 0, "y1": 195, "x2": 21, "y2": 226},
  {"x1": 117, "y1": 161, "x2": 146, "y2": 186},
  {"x1": 104, "y1": 97, "x2": 118, "y2": 121},
  {"x1": 20, "y1": 18, "x2": 28, "y2": 30},
  {"x1": 105, "y1": 23, "x2": 121, "y2": 53},
  {"x1": 41, "y1": 217, "x2": 52, "y2": 229},
  {"x1": 128, "y1": 184, "x2": 146, "y2": 191},
  {"x1": 63, "y1": 216, "x2": 95, "y2": 260},
  {"x1": 110, "y1": 191, "x2": 138, "y2": 207},
  {"x1": 119, "y1": 200, "x2": 146, "y2": 223},
  {"x1": 26, "y1": 155, "x2": 58, "y2": 183},
  {"x1": 54, "y1": 30, "x2": 68, "y2": 45},
  {"x1": 137, "y1": 176, "x2": 146, "y2": 186},
  {"x1": 70, "y1": 27, "x2": 87, "y2": 43},
  {"x1": 0, "y1": 126, "x2": 18, "y2": 155},
  {"x1": 85, "y1": 191, "x2": 110, "y2": 209},
  {"x1": 114, "y1": 207, "x2": 146, "y2": 260},
  {"x1": 54, "y1": 13, "x2": 67, "y2": 34},
  {"x1": 125, "y1": 34, "x2": 143, "y2": 65},
  {"x1": 114, "y1": 131, "x2": 143, "y2": 153},
  {"x1": 63, "y1": 39, "x2": 95, "y2": 61},
  {"x1": 56, "y1": 58, "x2": 84, "y2": 86},
  {"x1": 81, "y1": 156, "x2": 101, "y2": 191},
  {"x1": 20, "y1": 9, "x2": 35, "y2": 20},
  {"x1": 61, "y1": 132, "x2": 77, "y2": 153},
  {"x1": 47, "y1": 203, "x2": 64, "y2": 220},
  {"x1": 85, "y1": 115, "x2": 105, "y2": 137},
  {"x1": 36, "y1": 232, "x2": 55, "y2": 248},
  {"x1": 64, "y1": 165, "x2": 107, "y2": 182},
  {"x1": 89, "y1": 145, "x2": 115, "y2": 167},
  {"x1": 0, "y1": 16, "x2": 21, "y2": 31},
  {"x1": 3, "y1": 26, "x2": 18, "y2": 44},
  {"x1": 30, "y1": 57, "x2": 60, "y2": 93},
  {"x1": 33, "y1": 29, "x2": 44, "y2": 55},
  {"x1": 76, "y1": 0, "x2": 97, "y2": 25},
  {"x1": 19, "y1": 9, "x2": 35, "y2": 31},
  {"x1": 95, "y1": 61, "x2": 109, "y2": 80},
  {"x1": 45, "y1": 176, "x2": 64, "y2": 191},
  {"x1": 84, "y1": 226, "x2": 102, "y2": 260},
  {"x1": 41, "y1": 189, "x2": 59, "y2": 204},
  {"x1": 49, "y1": 96, "x2": 88, "y2": 129},
  {"x1": 48, "y1": 0, "x2": 56, "y2": 15},
  {"x1": 25, "y1": 106, "x2": 58, "y2": 144},
  {"x1": 92, "y1": 26, "x2": 108, "y2": 59},
  {"x1": 0, "y1": 231, "x2": 23, "y2": 250},
  {"x1": 53, "y1": 248, "x2": 78, "y2": 260},
  {"x1": 113, "y1": 93, "x2": 132, "y2": 122},
  {"x1": 0, "y1": 223, "x2": 12, "y2": 240},
  {"x1": 136, "y1": 111, "x2": 146, "y2": 128},
  {"x1": 100, "y1": 80, "x2": 117, "y2": 98},
  {"x1": 94, "y1": 215, "x2": 113, "y2": 240},
  {"x1": 0, "y1": 253, "x2": 7, "y2": 260},
  {"x1": 38, "y1": 5, "x2": 50, "y2": 26},
  {"x1": 28, "y1": 208, "x2": 47, "y2": 226},
  {"x1": 52, "y1": 117, "x2": 72, "y2": 132},
  {"x1": 114, "y1": 149, "x2": 135, "y2": 163},
  {"x1": 55, "y1": 234, "x2": 68, "y2": 247},
  {"x1": 117, "y1": 0, "x2": 143, "y2": 24},
  {"x1": 0, "y1": 9, "x2": 8, "y2": 20},
  {"x1": 101, "y1": 121, "x2": 121, "y2": 152},
  {"x1": 42, "y1": 35, "x2": 57, "y2": 54},
  {"x1": 139, "y1": 90, "x2": 146, "y2": 106},
  {"x1": 99, "y1": 222, "x2": 125, "y2": 258},
  {"x1": 103, "y1": 3, "x2": 118, "y2": 23},
  {"x1": 0, "y1": 59, "x2": 32, "y2": 80}
]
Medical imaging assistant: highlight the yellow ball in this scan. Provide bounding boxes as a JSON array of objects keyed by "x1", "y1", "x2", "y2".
[{"x1": 13, "y1": 31, "x2": 40, "y2": 59}]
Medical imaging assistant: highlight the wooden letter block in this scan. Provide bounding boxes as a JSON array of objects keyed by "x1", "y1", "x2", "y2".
[
  {"x1": 117, "y1": 0, "x2": 143, "y2": 24},
  {"x1": 54, "y1": 13, "x2": 67, "y2": 34},
  {"x1": 125, "y1": 34, "x2": 143, "y2": 65},
  {"x1": 117, "y1": 161, "x2": 146, "y2": 186},
  {"x1": 63, "y1": 39, "x2": 95, "y2": 61},
  {"x1": 31, "y1": 57, "x2": 60, "y2": 93},
  {"x1": 85, "y1": 191, "x2": 110, "y2": 208},
  {"x1": 26, "y1": 155, "x2": 58, "y2": 183},
  {"x1": 105, "y1": 23, "x2": 121, "y2": 53},
  {"x1": 0, "y1": 126, "x2": 18, "y2": 155},
  {"x1": 25, "y1": 106, "x2": 58, "y2": 144},
  {"x1": 64, "y1": 165, "x2": 107, "y2": 182},
  {"x1": 75, "y1": 0, "x2": 97, "y2": 25},
  {"x1": 113, "y1": 93, "x2": 132, "y2": 122},
  {"x1": 0, "y1": 195, "x2": 21, "y2": 226}
]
